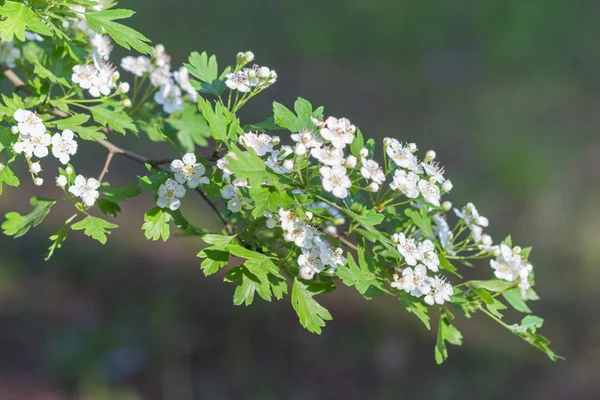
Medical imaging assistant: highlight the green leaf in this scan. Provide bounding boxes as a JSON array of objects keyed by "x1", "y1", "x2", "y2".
[
  {"x1": 242, "y1": 117, "x2": 279, "y2": 132},
  {"x1": 90, "y1": 105, "x2": 137, "y2": 134},
  {"x1": 0, "y1": 1, "x2": 53, "y2": 42},
  {"x1": 100, "y1": 184, "x2": 141, "y2": 203},
  {"x1": 435, "y1": 309, "x2": 463, "y2": 364},
  {"x1": 273, "y1": 102, "x2": 298, "y2": 132},
  {"x1": 48, "y1": 113, "x2": 106, "y2": 140},
  {"x1": 142, "y1": 207, "x2": 172, "y2": 241},
  {"x1": 508, "y1": 316, "x2": 562, "y2": 361},
  {"x1": 226, "y1": 146, "x2": 271, "y2": 187},
  {"x1": 85, "y1": 9, "x2": 152, "y2": 54},
  {"x1": 350, "y1": 129, "x2": 365, "y2": 157},
  {"x1": 33, "y1": 61, "x2": 69, "y2": 86},
  {"x1": 249, "y1": 186, "x2": 294, "y2": 219},
  {"x1": 167, "y1": 103, "x2": 211, "y2": 152},
  {"x1": 404, "y1": 208, "x2": 435, "y2": 239},
  {"x1": 197, "y1": 248, "x2": 229, "y2": 276},
  {"x1": 71, "y1": 215, "x2": 118, "y2": 244},
  {"x1": 502, "y1": 288, "x2": 532, "y2": 313},
  {"x1": 337, "y1": 252, "x2": 387, "y2": 298},
  {"x1": 233, "y1": 267, "x2": 269, "y2": 306},
  {"x1": 45, "y1": 224, "x2": 69, "y2": 261},
  {"x1": 273, "y1": 98, "x2": 324, "y2": 132},
  {"x1": 291, "y1": 278, "x2": 332, "y2": 334},
  {"x1": 97, "y1": 199, "x2": 121, "y2": 217},
  {"x1": 197, "y1": 97, "x2": 231, "y2": 142},
  {"x1": 398, "y1": 291, "x2": 431, "y2": 329},
  {"x1": 0, "y1": 163, "x2": 19, "y2": 196},
  {"x1": 185, "y1": 51, "x2": 218, "y2": 83},
  {"x1": 202, "y1": 234, "x2": 236, "y2": 247},
  {"x1": 467, "y1": 279, "x2": 514, "y2": 292},
  {"x1": 438, "y1": 253, "x2": 460, "y2": 277},
  {"x1": 2, "y1": 197, "x2": 57, "y2": 238}
]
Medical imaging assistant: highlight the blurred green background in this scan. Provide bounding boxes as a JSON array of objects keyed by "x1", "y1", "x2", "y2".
[{"x1": 2, "y1": 0, "x2": 600, "y2": 398}]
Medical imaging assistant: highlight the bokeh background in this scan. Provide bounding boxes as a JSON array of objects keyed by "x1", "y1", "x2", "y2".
[{"x1": 1, "y1": 0, "x2": 600, "y2": 398}]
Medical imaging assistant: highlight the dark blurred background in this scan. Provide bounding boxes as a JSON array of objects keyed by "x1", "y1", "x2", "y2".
[{"x1": 1, "y1": 0, "x2": 600, "y2": 398}]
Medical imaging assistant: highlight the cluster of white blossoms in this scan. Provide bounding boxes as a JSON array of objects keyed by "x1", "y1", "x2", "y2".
[
  {"x1": 72, "y1": 54, "x2": 121, "y2": 98},
  {"x1": 454, "y1": 202, "x2": 490, "y2": 244},
  {"x1": 225, "y1": 52, "x2": 278, "y2": 93},
  {"x1": 386, "y1": 140, "x2": 453, "y2": 207},
  {"x1": 11, "y1": 110, "x2": 78, "y2": 182},
  {"x1": 156, "y1": 153, "x2": 209, "y2": 211},
  {"x1": 121, "y1": 45, "x2": 197, "y2": 113},
  {"x1": 390, "y1": 233, "x2": 453, "y2": 305},
  {"x1": 490, "y1": 244, "x2": 533, "y2": 296},
  {"x1": 0, "y1": 39, "x2": 22, "y2": 68},
  {"x1": 276, "y1": 209, "x2": 346, "y2": 280}
]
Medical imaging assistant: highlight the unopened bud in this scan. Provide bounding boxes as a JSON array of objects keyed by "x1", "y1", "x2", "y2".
[
  {"x1": 283, "y1": 159, "x2": 294, "y2": 171},
  {"x1": 294, "y1": 143, "x2": 307, "y2": 156},
  {"x1": 392, "y1": 233, "x2": 400, "y2": 243},
  {"x1": 442, "y1": 201, "x2": 452, "y2": 211},
  {"x1": 11, "y1": 126, "x2": 19, "y2": 134},
  {"x1": 368, "y1": 182, "x2": 380, "y2": 192},
  {"x1": 122, "y1": 98, "x2": 132, "y2": 108},
  {"x1": 117, "y1": 82, "x2": 130, "y2": 94},
  {"x1": 34, "y1": 177, "x2": 43, "y2": 186},
  {"x1": 305, "y1": 211, "x2": 313, "y2": 220},
  {"x1": 481, "y1": 234, "x2": 493, "y2": 247},
  {"x1": 442, "y1": 179, "x2": 453, "y2": 192},
  {"x1": 65, "y1": 166, "x2": 73, "y2": 175},
  {"x1": 30, "y1": 162, "x2": 41, "y2": 174},
  {"x1": 345, "y1": 155, "x2": 357, "y2": 168},
  {"x1": 299, "y1": 266, "x2": 315, "y2": 280},
  {"x1": 359, "y1": 148, "x2": 368, "y2": 158},
  {"x1": 408, "y1": 143, "x2": 417, "y2": 152},
  {"x1": 56, "y1": 175, "x2": 67, "y2": 188},
  {"x1": 236, "y1": 52, "x2": 245, "y2": 63},
  {"x1": 271, "y1": 136, "x2": 280, "y2": 145},
  {"x1": 512, "y1": 246, "x2": 522, "y2": 254},
  {"x1": 424, "y1": 150, "x2": 436, "y2": 163},
  {"x1": 348, "y1": 124, "x2": 357, "y2": 134},
  {"x1": 244, "y1": 51, "x2": 254, "y2": 63}
]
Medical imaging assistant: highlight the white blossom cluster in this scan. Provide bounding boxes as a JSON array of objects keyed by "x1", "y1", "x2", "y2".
[
  {"x1": 490, "y1": 244, "x2": 533, "y2": 295},
  {"x1": 225, "y1": 52, "x2": 277, "y2": 93},
  {"x1": 0, "y1": 39, "x2": 21, "y2": 68},
  {"x1": 121, "y1": 45, "x2": 197, "y2": 113},
  {"x1": 156, "y1": 153, "x2": 209, "y2": 211},
  {"x1": 455, "y1": 202, "x2": 490, "y2": 245},
  {"x1": 276, "y1": 209, "x2": 346, "y2": 280},
  {"x1": 68, "y1": 175, "x2": 100, "y2": 207}
]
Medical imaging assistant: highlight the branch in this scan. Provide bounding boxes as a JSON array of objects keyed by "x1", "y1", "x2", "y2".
[{"x1": 323, "y1": 229, "x2": 358, "y2": 251}]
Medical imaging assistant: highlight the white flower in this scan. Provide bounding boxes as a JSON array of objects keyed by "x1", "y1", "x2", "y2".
[
  {"x1": 319, "y1": 117, "x2": 355, "y2": 149},
  {"x1": 423, "y1": 276, "x2": 453, "y2": 305},
  {"x1": 14, "y1": 133, "x2": 52, "y2": 159},
  {"x1": 298, "y1": 247, "x2": 325, "y2": 273},
  {"x1": 157, "y1": 178, "x2": 186, "y2": 210},
  {"x1": 396, "y1": 233, "x2": 423, "y2": 266},
  {"x1": 150, "y1": 65, "x2": 172, "y2": 87},
  {"x1": 267, "y1": 148, "x2": 293, "y2": 174},
  {"x1": 319, "y1": 243, "x2": 346, "y2": 270},
  {"x1": 284, "y1": 221, "x2": 314, "y2": 248},
  {"x1": 320, "y1": 165, "x2": 351, "y2": 199},
  {"x1": 278, "y1": 209, "x2": 298, "y2": 232},
  {"x1": 69, "y1": 175, "x2": 100, "y2": 206},
  {"x1": 360, "y1": 158, "x2": 386, "y2": 185},
  {"x1": 291, "y1": 130, "x2": 323, "y2": 156},
  {"x1": 71, "y1": 60, "x2": 115, "y2": 98},
  {"x1": 121, "y1": 56, "x2": 152, "y2": 77},
  {"x1": 90, "y1": 34, "x2": 113, "y2": 60},
  {"x1": 385, "y1": 139, "x2": 422, "y2": 173},
  {"x1": 442, "y1": 179, "x2": 453, "y2": 192},
  {"x1": 0, "y1": 41, "x2": 21, "y2": 68},
  {"x1": 490, "y1": 244, "x2": 533, "y2": 295},
  {"x1": 30, "y1": 162, "x2": 41, "y2": 174},
  {"x1": 34, "y1": 177, "x2": 44, "y2": 186},
  {"x1": 455, "y1": 202, "x2": 488, "y2": 227},
  {"x1": 418, "y1": 179, "x2": 441, "y2": 207},
  {"x1": 217, "y1": 151, "x2": 236, "y2": 177},
  {"x1": 392, "y1": 264, "x2": 429, "y2": 296},
  {"x1": 56, "y1": 175, "x2": 68, "y2": 188},
  {"x1": 433, "y1": 215, "x2": 454, "y2": 251},
  {"x1": 14, "y1": 109, "x2": 46, "y2": 137},
  {"x1": 154, "y1": 81, "x2": 184, "y2": 114},
  {"x1": 422, "y1": 162, "x2": 446, "y2": 183},
  {"x1": 389, "y1": 169, "x2": 420, "y2": 198},
  {"x1": 299, "y1": 266, "x2": 315, "y2": 280},
  {"x1": 225, "y1": 71, "x2": 251, "y2": 92},
  {"x1": 152, "y1": 44, "x2": 171, "y2": 68},
  {"x1": 170, "y1": 153, "x2": 208, "y2": 189},
  {"x1": 51, "y1": 129, "x2": 78, "y2": 165},
  {"x1": 173, "y1": 66, "x2": 198, "y2": 101},
  {"x1": 345, "y1": 155, "x2": 357, "y2": 168},
  {"x1": 310, "y1": 146, "x2": 345, "y2": 166},
  {"x1": 420, "y1": 240, "x2": 439, "y2": 272},
  {"x1": 239, "y1": 132, "x2": 275, "y2": 156}
]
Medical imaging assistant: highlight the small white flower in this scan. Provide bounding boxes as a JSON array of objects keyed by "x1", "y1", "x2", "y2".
[
  {"x1": 391, "y1": 264, "x2": 430, "y2": 296},
  {"x1": 14, "y1": 133, "x2": 52, "y2": 159},
  {"x1": 170, "y1": 153, "x2": 209, "y2": 189},
  {"x1": 71, "y1": 59, "x2": 115, "y2": 98},
  {"x1": 298, "y1": 247, "x2": 325, "y2": 273},
  {"x1": 396, "y1": 233, "x2": 423, "y2": 266},
  {"x1": 30, "y1": 162, "x2": 42, "y2": 174},
  {"x1": 121, "y1": 56, "x2": 152, "y2": 77},
  {"x1": 117, "y1": 82, "x2": 130, "y2": 94},
  {"x1": 345, "y1": 155, "x2": 357, "y2": 168},
  {"x1": 278, "y1": 209, "x2": 298, "y2": 232},
  {"x1": 390, "y1": 169, "x2": 420, "y2": 198},
  {"x1": 310, "y1": 146, "x2": 345, "y2": 166},
  {"x1": 421, "y1": 247, "x2": 440, "y2": 272},
  {"x1": 51, "y1": 129, "x2": 78, "y2": 165},
  {"x1": 225, "y1": 71, "x2": 251, "y2": 92},
  {"x1": 320, "y1": 117, "x2": 355, "y2": 149},
  {"x1": 173, "y1": 66, "x2": 198, "y2": 101},
  {"x1": 424, "y1": 150, "x2": 436, "y2": 163},
  {"x1": 69, "y1": 175, "x2": 100, "y2": 206},
  {"x1": 360, "y1": 158, "x2": 386, "y2": 185},
  {"x1": 267, "y1": 148, "x2": 293, "y2": 174},
  {"x1": 423, "y1": 276, "x2": 453, "y2": 305},
  {"x1": 422, "y1": 161, "x2": 446, "y2": 183},
  {"x1": 319, "y1": 242, "x2": 346, "y2": 270},
  {"x1": 239, "y1": 132, "x2": 275, "y2": 156},
  {"x1": 433, "y1": 215, "x2": 454, "y2": 251},
  {"x1": 284, "y1": 221, "x2": 314, "y2": 248},
  {"x1": 442, "y1": 179, "x2": 453, "y2": 192},
  {"x1": 152, "y1": 44, "x2": 171, "y2": 68},
  {"x1": 385, "y1": 139, "x2": 422, "y2": 173},
  {"x1": 56, "y1": 175, "x2": 68, "y2": 188},
  {"x1": 150, "y1": 65, "x2": 172, "y2": 87},
  {"x1": 299, "y1": 266, "x2": 315, "y2": 280},
  {"x1": 291, "y1": 130, "x2": 323, "y2": 156},
  {"x1": 34, "y1": 177, "x2": 44, "y2": 186},
  {"x1": 157, "y1": 178, "x2": 186, "y2": 210},
  {"x1": 14, "y1": 109, "x2": 46, "y2": 137},
  {"x1": 418, "y1": 179, "x2": 441, "y2": 207},
  {"x1": 319, "y1": 165, "x2": 351, "y2": 199},
  {"x1": 154, "y1": 81, "x2": 184, "y2": 114},
  {"x1": 0, "y1": 41, "x2": 21, "y2": 68}
]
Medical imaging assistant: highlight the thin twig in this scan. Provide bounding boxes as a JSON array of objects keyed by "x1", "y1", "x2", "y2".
[
  {"x1": 98, "y1": 151, "x2": 115, "y2": 182},
  {"x1": 323, "y1": 229, "x2": 358, "y2": 251}
]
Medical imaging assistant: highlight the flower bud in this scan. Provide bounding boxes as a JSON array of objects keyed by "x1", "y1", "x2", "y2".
[
  {"x1": 117, "y1": 82, "x2": 130, "y2": 94},
  {"x1": 383, "y1": 137, "x2": 392, "y2": 146},
  {"x1": 392, "y1": 233, "x2": 400, "y2": 243},
  {"x1": 122, "y1": 98, "x2": 132, "y2": 108},
  {"x1": 34, "y1": 177, "x2": 43, "y2": 186},
  {"x1": 348, "y1": 124, "x2": 357, "y2": 134},
  {"x1": 11, "y1": 126, "x2": 19, "y2": 134},
  {"x1": 258, "y1": 66, "x2": 270, "y2": 78},
  {"x1": 266, "y1": 218, "x2": 276, "y2": 229},
  {"x1": 271, "y1": 136, "x2": 280, "y2": 145},
  {"x1": 305, "y1": 211, "x2": 313, "y2": 220},
  {"x1": 283, "y1": 159, "x2": 294, "y2": 171},
  {"x1": 428, "y1": 176, "x2": 437, "y2": 185},
  {"x1": 424, "y1": 150, "x2": 436, "y2": 163},
  {"x1": 236, "y1": 52, "x2": 245, "y2": 63},
  {"x1": 442, "y1": 201, "x2": 452, "y2": 211},
  {"x1": 294, "y1": 143, "x2": 307, "y2": 156},
  {"x1": 56, "y1": 175, "x2": 67, "y2": 188},
  {"x1": 442, "y1": 179, "x2": 453, "y2": 192},
  {"x1": 65, "y1": 166, "x2": 73, "y2": 175},
  {"x1": 247, "y1": 69, "x2": 256, "y2": 79},
  {"x1": 30, "y1": 162, "x2": 41, "y2": 174},
  {"x1": 112, "y1": 71, "x2": 120, "y2": 82},
  {"x1": 359, "y1": 148, "x2": 368, "y2": 158},
  {"x1": 512, "y1": 246, "x2": 522, "y2": 255},
  {"x1": 481, "y1": 234, "x2": 493, "y2": 247},
  {"x1": 345, "y1": 155, "x2": 357, "y2": 168},
  {"x1": 408, "y1": 143, "x2": 417, "y2": 152},
  {"x1": 299, "y1": 266, "x2": 315, "y2": 280},
  {"x1": 244, "y1": 51, "x2": 254, "y2": 63},
  {"x1": 368, "y1": 182, "x2": 380, "y2": 192},
  {"x1": 333, "y1": 217, "x2": 345, "y2": 225}
]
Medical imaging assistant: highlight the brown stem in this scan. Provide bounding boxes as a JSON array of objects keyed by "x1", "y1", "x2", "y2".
[
  {"x1": 98, "y1": 151, "x2": 115, "y2": 182},
  {"x1": 323, "y1": 229, "x2": 359, "y2": 251}
]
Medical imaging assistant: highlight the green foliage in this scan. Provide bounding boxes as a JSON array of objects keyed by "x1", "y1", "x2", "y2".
[
  {"x1": 337, "y1": 252, "x2": 388, "y2": 298},
  {"x1": 435, "y1": 308, "x2": 463, "y2": 364},
  {"x1": 45, "y1": 223, "x2": 70, "y2": 261},
  {"x1": 404, "y1": 208, "x2": 434, "y2": 239},
  {"x1": 0, "y1": 1, "x2": 52, "y2": 42},
  {"x1": 273, "y1": 98, "x2": 324, "y2": 132},
  {"x1": 71, "y1": 215, "x2": 118, "y2": 244},
  {"x1": 0, "y1": 163, "x2": 19, "y2": 196},
  {"x1": 2, "y1": 197, "x2": 57, "y2": 238},
  {"x1": 291, "y1": 278, "x2": 333, "y2": 334},
  {"x1": 85, "y1": 9, "x2": 152, "y2": 54},
  {"x1": 90, "y1": 105, "x2": 137, "y2": 135},
  {"x1": 142, "y1": 207, "x2": 172, "y2": 241}
]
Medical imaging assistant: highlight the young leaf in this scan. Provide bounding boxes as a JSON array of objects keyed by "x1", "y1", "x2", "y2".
[
  {"x1": 71, "y1": 215, "x2": 118, "y2": 244},
  {"x1": 0, "y1": 1, "x2": 53, "y2": 42},
  {"x1": 185, "y1": 51, "x2": 218, "y2": 83},
  {"x1": 85, "y1": 9, "x2": 152, "y2": 54},
  {"x1": 0, "y1": 163, "x2": 19, "y2": 196},
  {"x1": 502, "y1": 288, "x2": 532, "y2": 313},
  {"x1": 398, "y1": 291, "x2": 431, "y2": 330},
  {"x1": 45, "y1": 224, "x2": 69, "y2": 261},
  {"x1": 2, "y1": 197, "x2": 57, "y2": 238},
  {"x1": 291, "y1": 278, "x2": 332, "y2": 334},
  {"x1": 100, "y1": 184, "x2": 141, "y2": 203},
  {"x1": 336, "y1": 253, "x2": 387, "y2": 298},
  {"x1": 435, "y1": 309, "x2": 463, "y2": 364},
  {"x1": 142, "y1": 207, "x2": 172, "y2": 241},
  {"x1": 90, "y1": 105, "x2": 137, "y2": 134},
  {"x1": 404, "y1": 208, "x2": 435, "y2": 239}
]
